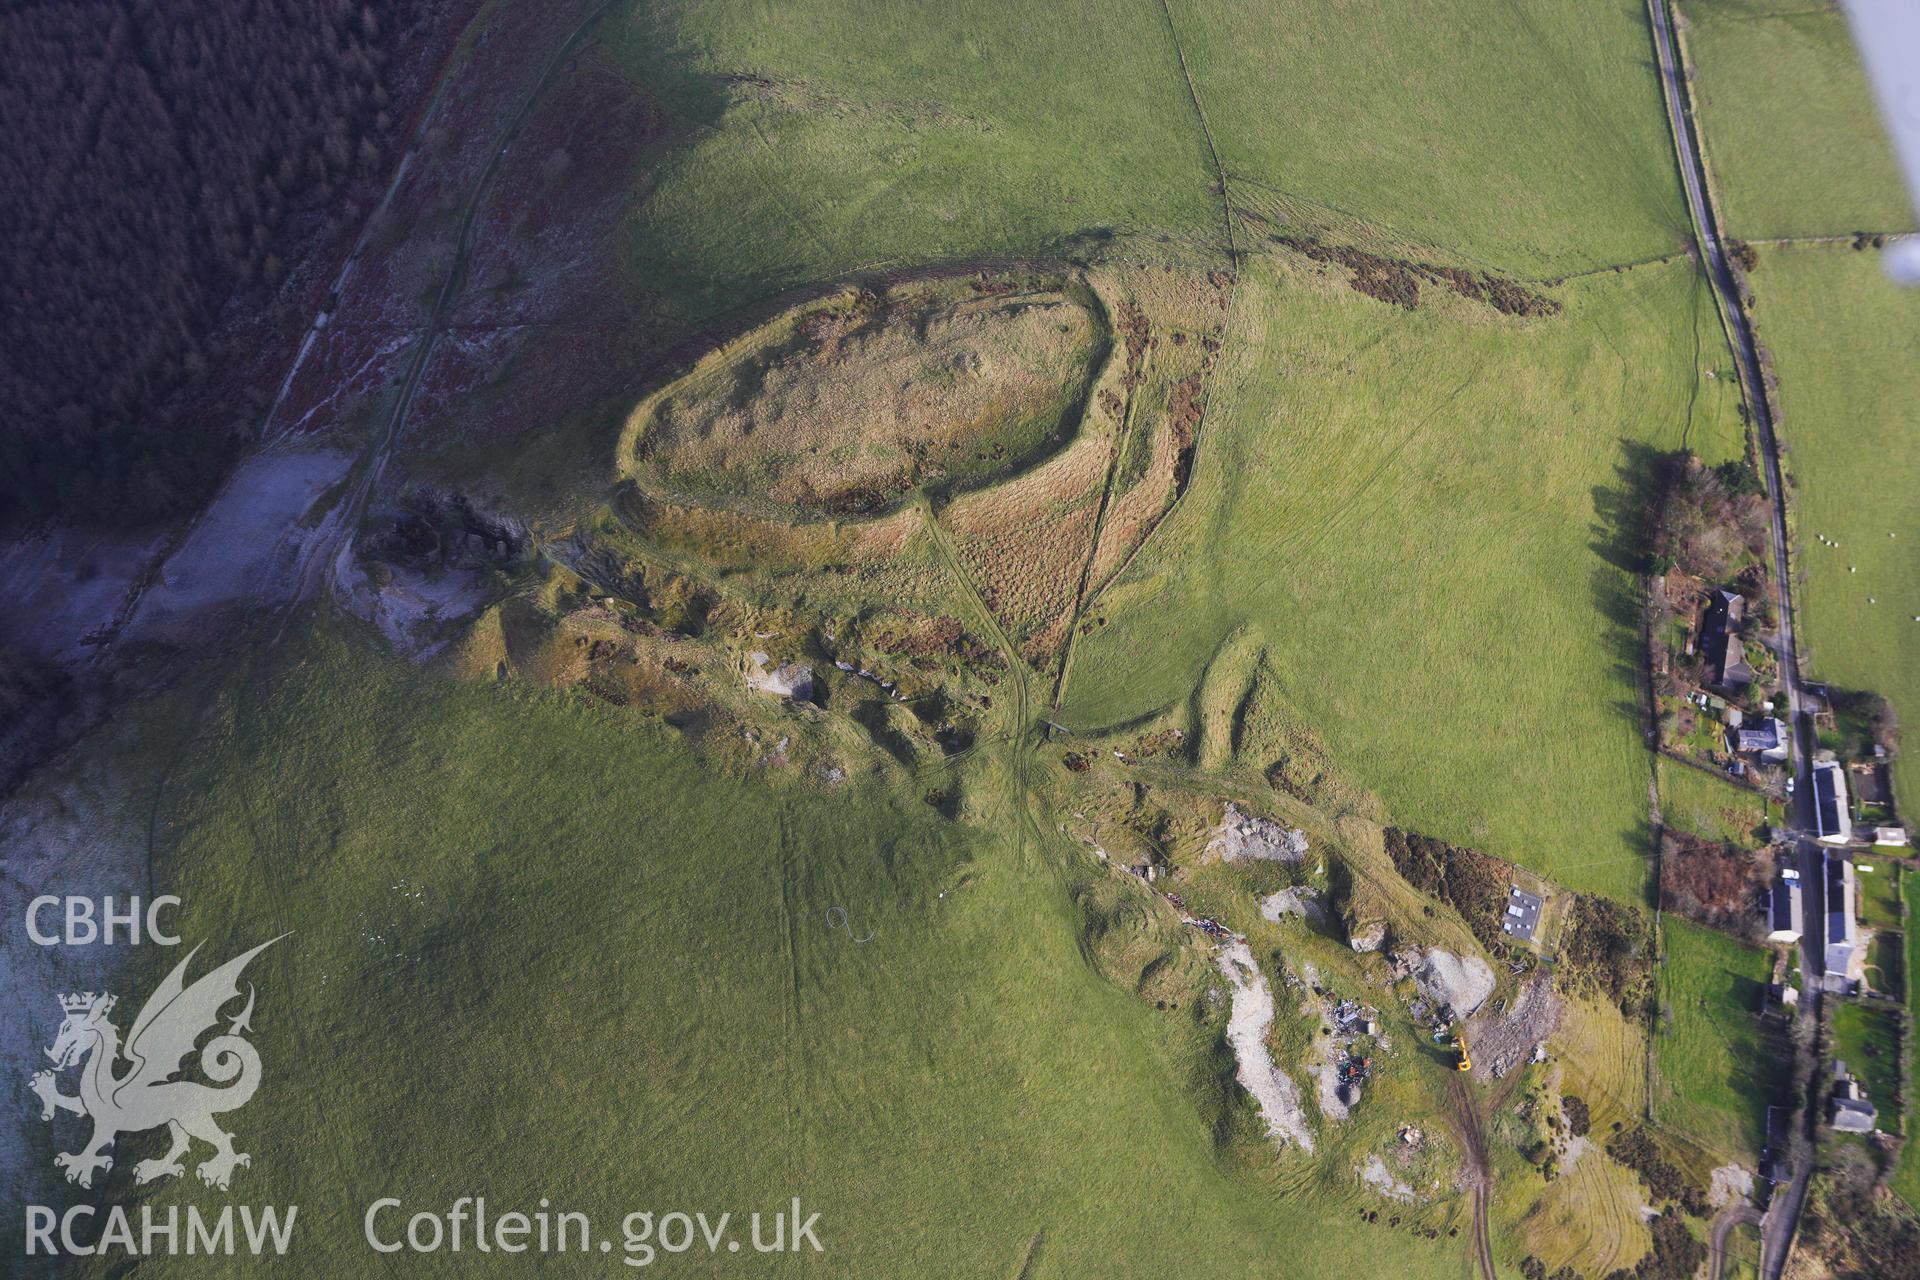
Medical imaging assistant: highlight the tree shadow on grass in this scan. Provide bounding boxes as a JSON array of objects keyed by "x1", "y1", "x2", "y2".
[
  {"x1": 1590, "y1": 438, "x2": 1672, "y2": 577},
  {"x1": 1721, "y1": 970, "x2": 1790, "y2": 1127},
  {"x1": 1589, "y1": 439, "x2": 1679, "y2": 741},
  {"x1": 1591, "y1": 439, "x2": 1687, "y2": 907},
  {"x1": 1616, "y1": 818, "x2": 1660, "y2": 910}
]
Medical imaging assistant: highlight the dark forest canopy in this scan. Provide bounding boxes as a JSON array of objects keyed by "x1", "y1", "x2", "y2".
[{"x1": 0, "y1": 0, "x2": 467, "y2": 529}]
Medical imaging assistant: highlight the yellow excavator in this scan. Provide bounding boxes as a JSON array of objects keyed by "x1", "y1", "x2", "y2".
[{"x1": 1454, "y1": 1035, "x2": 1472, "y2": 1072}]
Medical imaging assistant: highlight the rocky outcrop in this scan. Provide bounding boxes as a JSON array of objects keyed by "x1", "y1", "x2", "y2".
[
  {"x1": 1359, "y1": 1153, "x2": 1416, "y2": 1201},
  {"x1": 1347, "y1": 920, "x2": 1387, "y2": 953},
  {"x1": 1215, "y1": 940, "x2": 1315, "y2": 1153},
  {"x1": 1403, "y1": 948, "x2": 1495, "y2": 1018},
  {"x1": 1261, "y1": 886, "x2": 1326, "y2": 926},
  {"x1": 747, "y1": 652, "x2": 815, "y2": 701},
  {"x1": 1465, "y1": 973, "x2": 1562, "y2": 1078},
  {"x1": 1207, "y1": 802, "x2": 1308, "y2": 863}
]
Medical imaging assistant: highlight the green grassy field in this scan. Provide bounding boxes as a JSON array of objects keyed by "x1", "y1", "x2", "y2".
[
  {"x1": 1748, "y1": 245, "x2": 1920, "y2": 809},
  {"x1": 1831, "y1": 1001, "x2": 1902, "y2": 1136},
  {"x1": 603, "y1": 0, "x2": 1223, "y2": 327},
  {"x1": 1180, "y1": 0, "x2": 1689, "y2": 273},
  {"x1": 1856, "y1": 859, "x2": 1903, "y2": 929},
  {"x1": 69, "y1": 624, "x2": 1461, "y2": 1277},
  {"x1": 602, "y1": 0, "x2": 1691, "y2": 309},
  {"x1": 1653, "y1": 917, "x2": 1781, "y2": 1159},
  {"x1": 1867, "y1": 930, "x2": 1905, "y2": 1001},
  {"x1": 417, "y1": 0, "x2": 1730, "y2": 912},
  {"x1": 1680, "y1": 0, "x2": 1915, "y2": 240},
  {"x1": 1658, "y1": 758, "x2": 1769, "y2": 849},
  {"x1": 1062, "y1": 254, "x2": 1743, "y2": 902},
  {"x1": 13, "y1": 0, "x2": 1797, "y2": 1267}
]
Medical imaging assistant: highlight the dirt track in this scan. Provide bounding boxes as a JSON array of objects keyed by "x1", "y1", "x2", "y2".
[
  {"x1": 919, "y1": 498, "x2": 1046, "y2": 869},
  {"x1": 281, "y1": 0, "x2": 622, "y2": 623},
  {"x1": 1467, "y1": 973, "x2": 1561, "y2": 1080},
  {"x1": 1709, "y1": 1201, "x2": 1765, "y2": 1280},
  {"x1": 1446, "y1": 1078, "x2": 1497, "y2": 1280}
]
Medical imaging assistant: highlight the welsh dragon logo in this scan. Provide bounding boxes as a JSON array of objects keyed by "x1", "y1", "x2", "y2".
[{"x1": 29, "y1": 937, "x2": 282, "y2": 1191}]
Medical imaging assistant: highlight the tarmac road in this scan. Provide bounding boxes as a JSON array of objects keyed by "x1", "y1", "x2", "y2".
[{"x1": 1646, "y1": 1, "x2": 1819, "y2": 1273}]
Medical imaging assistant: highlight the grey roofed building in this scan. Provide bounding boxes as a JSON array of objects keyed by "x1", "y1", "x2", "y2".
[
  {"x1": 1767, "y1": 866, "x2": 1804, "y2": 943},
  {"x1": 1813, "y1": 759, "x2": 1854, "y2": 845},
  {"x1": 1823, "y1": 851, "x2": 1857, "y2": 976},
  {"x1": 1853, "y1": 761, "x2": 1893, "y2": 807},
  {"x1": 1701, "y1": 590, "x2": 1755, "y2": 692},
  {"x1": 1502, "y1": 885, "x2": 1543, "y2": 942},
  {"x1": 1732, "y1": 716, "x2": 1789, "y2": 762},
  {"x1": 1718, "y1": 635, "x2": 1755, "y2": 691},
  {"x1": 1830, "y1": 1061, "x2": 1878, "y2": 1134}
]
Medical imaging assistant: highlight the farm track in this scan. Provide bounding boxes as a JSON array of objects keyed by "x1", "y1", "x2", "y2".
[
  {"x1": 1709, "y1": 1201, "x2": 1764, "y2": 1280},
  {"x1": 281, "y1": 0, "x2": 623, "y2": 624},
  {"x1": 1060, "y1": 0, "x2": 1244, "y2": 666},
  {"x1": 1447, "y1": 1078, "x2": 1497, "y2": 1280},
  {"x1": 1646, "y1": 1, "x2": 1818, "y2": 1274},
  {"x1": 84, "y1": 2, "x2": 628, "y2": 902},
  {"x1": 257, "y1": 20, "x2": 467, "y2": 449},
  {"x1": 81, "y1": 13, "x2": 484, "y2": 662},
  {"x1": 1552, "y1": 1146, "x2": 1636, "y2": 1274},
  {"x1": 918, "y1": 501, "x2": 1046, "y2": 869},
  {"x1": 1152, "y1": 0, "x2": 1236, "y2": 260},
  {"x1": 87, "y1": 1, "x2": 624, "y2": 663},
  {"x1": 88, "y1": 13, "x2": 472, "y2": 660},
  {"x1": 1047, "y1": 284, "x2": 1153, "y2": 713}
]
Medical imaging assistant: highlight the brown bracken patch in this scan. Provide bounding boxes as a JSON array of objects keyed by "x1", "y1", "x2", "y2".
[
  {"x1": 1115, "y1": 299, "x2": 1151, "y2": 392},
  {"x1": 1274, "y1": 235, "x2": 1559, "y2": 317},
  {"x1": 1166, "y1": 373, "x2": 1205, "y2": 491}
]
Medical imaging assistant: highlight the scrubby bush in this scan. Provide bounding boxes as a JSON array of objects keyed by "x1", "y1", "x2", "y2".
[
  {"x1": 1606, "y1": 1127, "x2": 1690, "y2": 1207},
  {"x1": 1635, "y1": 1212, "x2": 1707, "y2": 1280},
  {"x1": 1659, "y1": 832, "x2": 1767, "y2": 935},
  {"x1": 1562, "y1": 1093, "x2": 1590, "y2": 1138},
  {"x1": 1562, "y1": 895, "x2": 1655, "y2": 1017},
  {"x1": 1383, "y1": 827, "x2": 1509, "y2": 951},
  {"x1": 1805, "y1": 1174, "x2": 1920, "y2": 1279},
  {"x1": 1714, "y1": 458, "x2": 1765, "y2": 497}
]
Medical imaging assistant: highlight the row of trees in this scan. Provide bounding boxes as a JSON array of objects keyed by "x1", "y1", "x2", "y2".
[
  {"x1": 1648, "y1": 452, "x2": 1771, "y2": 582},
  {"x1": 0, "y1": 0, "x2": 456, "y2": 528}
]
